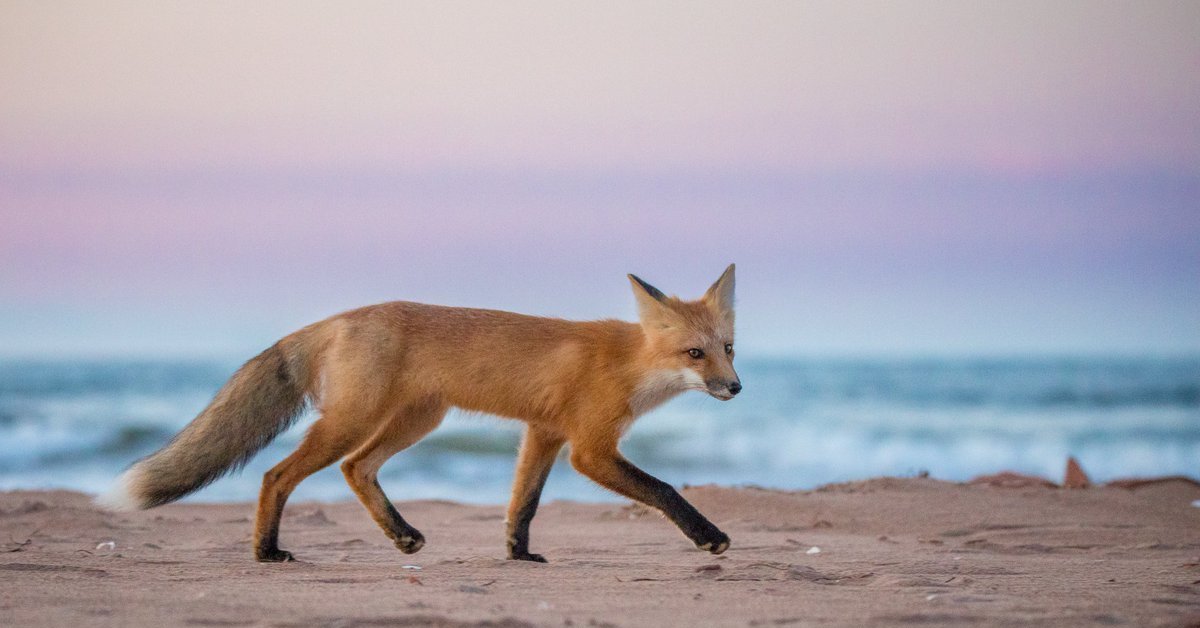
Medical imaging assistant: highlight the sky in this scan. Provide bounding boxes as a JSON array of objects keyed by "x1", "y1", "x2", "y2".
[{"x1": 1, "y1": 1, "x2": 1198, "y2": 358}]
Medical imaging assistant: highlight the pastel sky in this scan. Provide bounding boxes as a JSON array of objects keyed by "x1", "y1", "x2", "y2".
[{"x1": 1, "y1": 1, "x2": 1198, "y2": 357}]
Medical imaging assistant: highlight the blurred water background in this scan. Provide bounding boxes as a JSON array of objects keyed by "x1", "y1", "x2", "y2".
[{"x1": 1, "y1": 356, "x2": 1196, "y2": 504}]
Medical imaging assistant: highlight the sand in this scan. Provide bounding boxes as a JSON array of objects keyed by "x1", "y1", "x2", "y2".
[{"x1": 2, "y1": 479, "x2": 1199, "y2": 627}]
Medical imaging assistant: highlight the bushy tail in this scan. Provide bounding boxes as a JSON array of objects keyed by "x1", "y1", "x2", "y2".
[{"x1": 97, "y1": 333, "x2": 319, "y2": 510}]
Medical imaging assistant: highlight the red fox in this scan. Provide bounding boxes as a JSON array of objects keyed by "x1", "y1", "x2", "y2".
[{"x1": 99, "y1": 265, "x2": 741, "y2": 563}]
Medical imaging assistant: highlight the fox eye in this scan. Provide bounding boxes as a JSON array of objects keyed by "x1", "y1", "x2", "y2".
[
  {"x1": 724, "y1": 343, "x2": 733, "y2": 355},
  {"x1": 687, "y1": 348, "x2": 704, "y2": 359}
]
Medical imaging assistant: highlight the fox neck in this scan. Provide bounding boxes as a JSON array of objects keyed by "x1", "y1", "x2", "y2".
[{"x1": 628, "y1": 371, "x2": 682, "y2": 418}]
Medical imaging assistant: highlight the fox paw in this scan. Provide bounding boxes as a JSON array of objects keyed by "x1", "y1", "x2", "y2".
[
  {"x1": 696, "y1": 531, "x2": 731, "y2": 555},
  {"x1": 508, "y1": 551, "x2": 548, "y2": 563},
  {"x1": 255, "y1": 547, "x2": 295, "y2": 562},
  {"x1": 395, "y1": 532, "x2": 425, "y2": 554}
]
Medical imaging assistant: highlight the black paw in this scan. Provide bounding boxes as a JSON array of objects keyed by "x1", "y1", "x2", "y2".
[
  {"x1": 508, "y1": 551, "x2": 548, "y2": 563},
  {"x1": 255, "y1": 547, "x2": 295, "y2": 562},
  {"x1": 395, "y1": 531, "x2": 425, "y2": 554},
  {"x1": 695, "y1": 530, "x2": 730, "y2": 555}
]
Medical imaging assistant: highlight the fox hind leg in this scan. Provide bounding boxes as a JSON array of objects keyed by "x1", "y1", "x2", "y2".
[
  {"x1": 506, "y1": 427, "x2": 565, "y2": 562},
  {"x1": 254, "y1": 417, "x2": 367, "y2": 562},
  {"x1": 341, "y1": 397, "x2": 447, "y2": 555}
]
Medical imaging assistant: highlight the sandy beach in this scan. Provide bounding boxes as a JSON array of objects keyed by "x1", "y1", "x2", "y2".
[{"x1": 1, "y1": 478, "x2": 1198, "y2": 627}]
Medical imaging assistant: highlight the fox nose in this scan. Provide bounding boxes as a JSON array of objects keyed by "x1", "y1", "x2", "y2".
[{"x1": 727, "y1": 381, "x2": 742, "y2": 396}]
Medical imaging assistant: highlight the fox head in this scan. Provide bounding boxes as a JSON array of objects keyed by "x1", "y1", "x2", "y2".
[{"x1": 627, "y1": 264, "x2": 741, "y2": 402}]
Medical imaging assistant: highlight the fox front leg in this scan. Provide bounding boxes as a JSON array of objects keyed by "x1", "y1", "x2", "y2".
[
  {"x1": 506, "y1": 428, "x2": 565, "y2": 562},
  {"x1": 570, "y1": 447, "x2": 730, "y2": 554}
]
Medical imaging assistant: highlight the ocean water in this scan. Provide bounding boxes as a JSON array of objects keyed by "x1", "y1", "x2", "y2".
[{"x1": 0, "y1": 357, "x2": 1196, "y2": 504}]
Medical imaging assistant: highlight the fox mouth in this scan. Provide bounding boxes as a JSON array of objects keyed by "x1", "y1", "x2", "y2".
[{"x1": 707, "y1": 389, "x2": 735, "y2": 401}]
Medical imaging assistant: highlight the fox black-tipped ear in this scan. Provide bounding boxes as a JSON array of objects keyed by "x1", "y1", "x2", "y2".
[
  {"x1": 628, "y1": 273, "x2": 672, "y2": 327},
  {"x1": 629, "y1": 274, "x2": 667, "y2": 302},
  {"x1": 704, "y1": 263, "x2": 735, "y2": 318}
]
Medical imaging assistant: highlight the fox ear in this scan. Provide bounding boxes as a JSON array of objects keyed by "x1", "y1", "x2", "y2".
[
  {"x1": 628, "y1": 273, "x2": 673, "y2": 327},
  {"x1": 703, "y1": 263, "x2": 735, "y2": 318}
]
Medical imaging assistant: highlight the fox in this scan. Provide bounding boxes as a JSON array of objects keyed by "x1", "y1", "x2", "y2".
[{"x1": 99, "y1": 265, "x2": 741, "y2": 563}]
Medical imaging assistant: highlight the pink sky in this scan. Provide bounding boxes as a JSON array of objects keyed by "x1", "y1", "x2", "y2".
[{"x1": 1, "y1": 2, "x2": 1198, "y2": 356}]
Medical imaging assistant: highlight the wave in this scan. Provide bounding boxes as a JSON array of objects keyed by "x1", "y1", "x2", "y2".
[
  {"x1": 766, "y1": 359, "x2": 1200, "y2": 410},
  {"x1": 0, "y1": 357, "x2": 1196, "y2": 502}
]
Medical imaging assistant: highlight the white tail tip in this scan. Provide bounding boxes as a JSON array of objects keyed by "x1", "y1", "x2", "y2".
[{"x1": 94, "y1": 466, "x2": 145, "y2": 511}]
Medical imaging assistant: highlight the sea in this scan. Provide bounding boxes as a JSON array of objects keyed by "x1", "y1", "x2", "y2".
[{"x1": 0, "y1": 357, "x2": 1197, "y2": 504}]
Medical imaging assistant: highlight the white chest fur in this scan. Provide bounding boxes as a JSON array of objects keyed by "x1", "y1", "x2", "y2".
[{"x1": 628, "y1": 368, "x2": 705, "y2": 418}]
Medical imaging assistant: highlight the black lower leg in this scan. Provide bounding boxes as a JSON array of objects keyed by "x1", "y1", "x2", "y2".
[
  {"x1": 375, "y1": 480, "x2": 425, "y2": 553},
  {"x1": 610, "y1": 457, "x2": 730, "y2": 553},
  {"x1": 507, "y1": 457, "x2": 556, "y2": 563},
  {"x1": 255, "y1": 484, "x2": 295, "y2": 562},
  {"x1": 507, "y1": 482, "x2": 547, "y2": 562},
  {"x1": 505, "y1": 429, "x2": 561, "y2": 562},
  {"x1": 255, "y1": 515, "x2": 295, "y2": 562}
]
